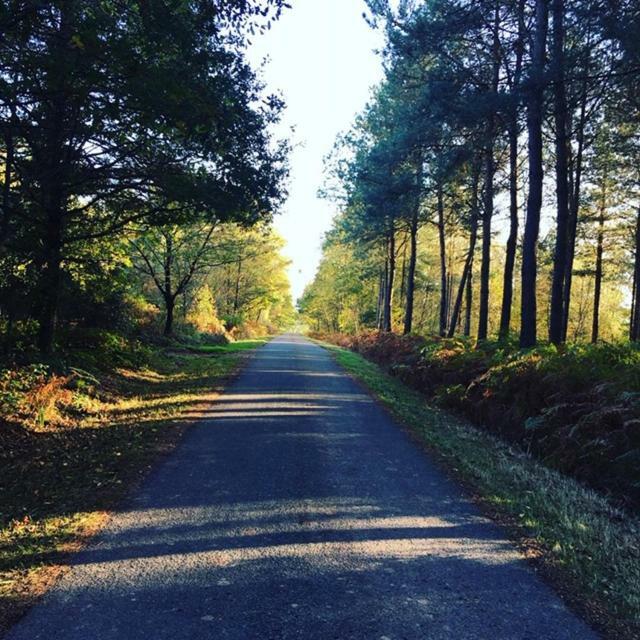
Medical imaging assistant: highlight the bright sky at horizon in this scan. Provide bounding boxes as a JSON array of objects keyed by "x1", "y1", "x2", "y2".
[{"x1": 247, "y1": 1, "x2": 385, "y2": 302}]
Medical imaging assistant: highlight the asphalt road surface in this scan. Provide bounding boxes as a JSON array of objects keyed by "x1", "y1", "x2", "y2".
[{"x1": 8, "y1": 334, "x2": 598, "y2": 640}]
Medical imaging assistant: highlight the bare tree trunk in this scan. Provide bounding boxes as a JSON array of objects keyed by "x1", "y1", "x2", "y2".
[
  {"x1": 464, "y1": 268, "x2": 473, "y2": 337},
  {"x1": 499, "y1": 125, "x2": 519, "y2": 339},
  {"x1": 520, "y1": 0, "x2": 549, "y2": 349},
  {"x1": 478, "y1": 2, "x2": 500, "y2": 342},
  {"x1": 448, "y1": 227, "x2": 478, "y2": 339},
  {"x1": 376, "y1": 268, "x2": 385, "y2": 330},
  {"x1": 37, "y1": 198, "x2": 64, "y2": 353},
  {"x1": 631, "y1": 208, "x2": 640, "y2": 341},
  {"x1": 499, "y1": 0, "x2": 525, "y2": 340},
  {"x1": 477, "y1": 148, "x2": 493, "y2": 342},
  {"x1": 164, "y1": 295, "x2": 176, "y2": 336},
  {"x1": 549, "y1": 0, "x2": 570, "y2": 345},
  {"x1": 437, "y1": 183, "x2": 448, "y2": 336},
  {"x1": 162, "y1": 232, "x2": 175, "y2": 336},
  {"x1": 36, "y1": 4, "x2": 75, "y2": 353},
  {"x1": 448, "y1": 167, "x2": 480, "y2": 338},
  {"x1": 562, "y1": 75, "x2": 588, "y2": 342},
  {"x1": 591, "y1": 213, "x2": 605, "y2": 343},
  {"x1": 403, "y1": 203, "x2": 420, "y2": 335},
  {"x1": 383, "y1": 229, "x2": 395, "y2": 332}
]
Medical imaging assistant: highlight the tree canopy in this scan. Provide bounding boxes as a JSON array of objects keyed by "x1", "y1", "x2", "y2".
[{"x1": 0, "y1": 0, "x2": 290, "y2": 351}]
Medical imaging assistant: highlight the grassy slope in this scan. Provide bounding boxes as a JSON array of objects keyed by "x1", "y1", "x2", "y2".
[
  {"x1": 0, "y1": 340, "x2": 265, "y2": 633},
  {"x1": 322, "y1": 342, "x2": 640, "y2": 640}
]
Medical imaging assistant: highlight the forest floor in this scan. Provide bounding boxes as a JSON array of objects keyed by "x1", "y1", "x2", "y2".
[
  {"x1": 320, "y1": 342, "x2": 640, "y2": 640},
  {"x1": 0, "y1": 339, "x2": 266, "y2": 634}
]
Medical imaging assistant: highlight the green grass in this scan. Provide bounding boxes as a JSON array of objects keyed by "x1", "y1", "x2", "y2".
[
  {"x1": 0, "y1": 340, "x2": 262, "y2": 632},
  {"x1": 323, "y1": 342, "x2": 640, "y2": 640},
  {"x1": 186, "y1": 339, "x2": 267, "y2": 354}
]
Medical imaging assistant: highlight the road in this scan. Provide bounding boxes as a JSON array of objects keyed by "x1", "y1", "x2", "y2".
[{"x1": 7, "y1": 334, "x2": 597, "y2": 639}]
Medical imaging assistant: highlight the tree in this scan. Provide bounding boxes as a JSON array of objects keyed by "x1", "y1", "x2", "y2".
[
  {"x1": 498, "y1": 0, "x2": 526, "y2": 339},
  {"x1": 548, "y1": 0, "x2": 570, "y2": 345},
  {"x1": 308, "y1": 0, "x2": 639, "y2": 349},
  {"x1": 520, "y1": 0, "x2": 549, "y2": 348},
  {"x1": 132, "y1": 223, "x2": 220, "y2": 336},
  {"x1": 0, "y1": 0, "x2": 289, "y2": 351}
]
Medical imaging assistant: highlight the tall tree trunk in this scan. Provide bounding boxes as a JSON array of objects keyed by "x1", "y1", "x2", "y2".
[
  {"x1": 37, "y1": 199, "x2": 64, "y2": 353},
  {"x1": 437, "y1": 183, "x2": 448, "y2": 336},
  {"x1": 464, "y1": 266, "x2": 473, "y2": 337},
  {"x1": 499, "y1": 124, "x2": 519, "y2": 339},
  {"x1": 376, "y1": 268, "x2": 388, "y2": 331},
  {"x1": 499, "y1": 0, "x2": 526, "y2": 340},
  {"x1": 520, "y1": 0, "x2": 549, "y2": 349},
  {"x1": 478, "y1": 2, "x2": 500, "y2": 342},
  {"x1": 399, "y1": 234, "x2": 407, "y2": 307},
  {"x1": 591, "y1": 213, "x2": 605, "y2": 343},
  {"x1": 36, "y1": 3, "x2": 74, "y2": 353},
  {"x1": 549, "y1": 0, "x2": 570, "y2": 345},
  {"x1": 403, "y1": 208, "x2": 419, "y2": 335},
  {"x1": 377, "y1": 268, "x2": 385, "y2": 330},
  {"x1": 631, "y1": 207, "x2": 640, "y2": 341},
  {"x1": 162, "y1": 232, "x2": 175, "y2": 336},
  {"x1": 561, "y1": 75, "x2": 588, "y2": 342},
  {"x1": 448, "y1": 167, "x2": 480, "y2": 338},
  {"x1": 447, "y1": 272, "x2": 455, "y2": 327},
  {"x1": 477, "y1": 142, "x2": 494, "y2": 342},
  {"x1": 448, "y1": 224, "x2": 478, "y2": 339},
  {"x1": 383, "y1": 229, "x2": 395, "y2": 332},
  {"x1": 499, "y1": 0, "x2": 525, "y2": 340}
]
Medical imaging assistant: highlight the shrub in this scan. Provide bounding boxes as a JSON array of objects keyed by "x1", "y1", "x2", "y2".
[{"x1": 0, "y1": 364, "x2": 50, "y2": 417}]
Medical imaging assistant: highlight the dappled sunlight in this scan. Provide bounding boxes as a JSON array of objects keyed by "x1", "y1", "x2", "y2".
[
  {"x1": 242, "y1": 369, "x2": 348, "y2": 378},
  {"x1": 210, "y1": 392, "x2": 371, "y2": 403},
  {"x1": 58, "y1": 497, "x2": 520, "y2": 591},
  {"x1": 181, "y1": 385, "x2": 374, "y2": 422}
]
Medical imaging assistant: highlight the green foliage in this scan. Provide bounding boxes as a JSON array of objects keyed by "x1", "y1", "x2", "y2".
[
  {"x1": 64, "y1": 330, "x2": 154, "y2": 371},
  {"x1": 186, "y1": 286, "x2": 227, "y2": 336},
  {"x1": 0, "y1": 1, "x2": 290, "y2": 352}
]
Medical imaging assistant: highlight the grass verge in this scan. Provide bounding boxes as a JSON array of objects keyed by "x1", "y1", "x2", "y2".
[
  {"x1": 186, "y1": 339, "x2": 269, "y2": 354},
  {"x1": 0, "y1": 339, "x2": 266, "y2": 633},
  {"x1": 323, "y1": 342, "x2": 640, "y2": 640}
]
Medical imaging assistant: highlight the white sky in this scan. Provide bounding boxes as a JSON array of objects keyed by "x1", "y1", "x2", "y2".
[{"x1": 247, "y1": 1, "x2": 385, "y2": 301}]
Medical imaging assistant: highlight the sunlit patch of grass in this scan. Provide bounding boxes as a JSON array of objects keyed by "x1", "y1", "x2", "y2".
[
  {"x1": 0, "y1": 340, "x2": 262, "y2": 632},
  {"x1": 323, "y1": 343, "x2": 640, "y2": 640},
  {"x1": 187, "y1": 339, "x2": 267, "y2": 354}
]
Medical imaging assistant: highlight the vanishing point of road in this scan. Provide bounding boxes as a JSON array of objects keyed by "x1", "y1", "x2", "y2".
[{"x1": 8, "y1": 335, "x2": 597, "y2": 639}]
